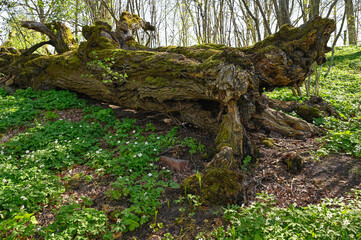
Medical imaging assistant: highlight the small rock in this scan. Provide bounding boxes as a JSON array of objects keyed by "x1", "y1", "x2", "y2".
[
  {"x1": 159, "y1": 156, "x2": 189, "y2": 172},
  {"x1": 147, "y1": 235, "x2": 161, "y2": 240},
  {"x1": 5, "y1": 76, "x2": 15, "y2": 86}
]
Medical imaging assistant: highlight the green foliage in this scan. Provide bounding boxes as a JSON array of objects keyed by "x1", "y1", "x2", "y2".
[
  {"x1": 0, "y1": 88, "x2": 86, "y2": 133},
  {"x1": 0, "y1": 211, "x2": 38, "y2": 239},
  {"x1": 0, "y1": 163, "x2": 64, "y2": 217},
  {"x1": 266, "y1": 46, "x2": 361, "y2": 158},
  {"x1": 209, "y1": 191, "x2": 361, "y2": 239},
  {"x1": 319, "y1": 117, "x2": 361, "y2": 158},
  {"x1": 0, "y1": 86, "x2": 204, "y2": 237},
  {"x1": 82, "y1": 51, "x2": 127, "y2": 84},
  {"x1": 2, "y1": 120, "x2": 104, "y2": 170},
  {"x1": 42, "y1": 202, "x2": 109, "y2": 239}
]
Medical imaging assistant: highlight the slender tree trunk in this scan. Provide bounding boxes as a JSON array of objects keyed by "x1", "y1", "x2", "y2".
[
  {"x1": 345, "y1": 0, "x2": 357, "y2": 45},
  {"x1": 278, "y1": 0, "x2": 291, "y2": 25},
  {"x1": 309, "y1": 0, "x2": 320, "y2": 18}
]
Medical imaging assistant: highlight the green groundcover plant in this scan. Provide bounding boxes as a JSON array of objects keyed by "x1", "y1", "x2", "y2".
[
  {"x1": 0, "y1": 86, "x2": 202, "y2": 239},
  {"x1": 207, "y1": 191, "x2": 361, "y2": 239}
]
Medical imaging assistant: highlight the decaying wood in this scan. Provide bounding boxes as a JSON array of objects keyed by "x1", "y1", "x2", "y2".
[
  {"x1": 20, "y1": 21, "x2": 78, "y2": 54},
  {"x1": 0, "y1": 15, "x2": 335, "y2": 164}
]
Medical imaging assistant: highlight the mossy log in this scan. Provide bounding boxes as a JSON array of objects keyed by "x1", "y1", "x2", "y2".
[{"x1": 0, "y1": 16, "x2": 335, "y2": 163}]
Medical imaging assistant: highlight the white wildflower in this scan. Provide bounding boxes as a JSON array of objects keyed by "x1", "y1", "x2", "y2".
[
  {"x1": 148, "y1": 173, "x2": 152, "y2": 177},
  {"x1": 21, "y1": 205, "x2": 25, "y2": 210},
  {"x1": 145, "y1": 142, "x2": 148, "y2": 145},
  {"x1": 326, "y1": 212, "x2": 333, "y2": 219},
  {"x1": 25, "y1": 150, "x2": 30, "y2": 154},
  {"x1": 150, "y1": 163, "x2": 154, "y2": 166},
  {"x1": 40, "y1": 164, "x2": 45, "y2": 168},
  {"x1": 275, "y1": 217, "x2": 281, "y2": 221},
  {"x1": 134, "y1": 142, "x2": 138, "y2": 145},
  {"x1": 77, "y1": 137, "x2": 80, "y2": 140},
  {"x1": 153, "y1": 148, "x2": 157, "y2": 151},
  {"x1": 343, "y1": 219, "x2": 350, "y2": 226},
  {"x1": 138, "y1": 153, "x2": 142, "y2": 157},
  {"x1": 2, "y1": 179, "x2": 7, "y2": 183},
  {"x1": 117, "y1": 140, "x2": 120, "y2": 143},
  {"x1": 126, "y1": 141, "x2": 129, "y2": 144},
  {"x1": 20, "y1": 196, "x2": 27, "y2": 200},
  {"x1": 132, "y1": 130, "x2": 136, "y2": 133},
  {"x1": 55, "y1": 140, "x2": 58, "y2": 144},
  {"x1": 157, "y1": 137, "x2": 160, "y2": 139}
]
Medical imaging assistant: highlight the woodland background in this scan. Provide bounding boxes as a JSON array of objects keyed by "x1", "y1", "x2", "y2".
[{"x1": 0, "y1": 0, "x2": 360, "y2": 50}]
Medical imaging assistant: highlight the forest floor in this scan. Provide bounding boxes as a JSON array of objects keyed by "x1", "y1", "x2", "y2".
[
  {"x1": 1, "y1": 46, "x2": 361, "y2": 239},
  {"x1": 28, "y1": 100, "x2": 361, "y2": 239}
]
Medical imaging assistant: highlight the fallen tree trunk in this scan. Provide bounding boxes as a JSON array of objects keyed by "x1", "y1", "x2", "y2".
[{"x1": 0, "y1": 16, "x2": 335, "y2": 163}]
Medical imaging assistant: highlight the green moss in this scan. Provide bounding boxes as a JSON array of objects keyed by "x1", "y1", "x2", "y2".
[
  {"x1": 144, "y1": 76, "x2": 169, "y2": 87},
  {"x1": 261, "y1": 138, "x2": 275, "y2": 148},
  {"x1": 157, "y1": 45, "x2": 223, "y2": 61},
  {"x1": 68, "y1": 173, "x2": 83, "y2": 188},
  {"x1": 296, "y1": 104, "x2": 323, "y2": 122},
  {"x1": 120, "y1": 12, "x2": 141, "y2": 28},
  {"x1": 182, "y1": 167, "x2": 242, "y2": 205},
  {"x1": 215, "y1": 115, "x2": 232, "y2": 150},
  {"x1": 240, "y1": 17, "x2": 334, "y2": 55}
]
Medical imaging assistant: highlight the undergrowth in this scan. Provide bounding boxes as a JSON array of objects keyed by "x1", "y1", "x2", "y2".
[
  {"x1": 1, "y1": 46, "x2": 360, "y2": 239},
  {"x1": 0, "y1": 87, "x2": 200, "y2": 239},
  {"x1": 266, "y1": 46, "x2": 361, "y2": 158}
]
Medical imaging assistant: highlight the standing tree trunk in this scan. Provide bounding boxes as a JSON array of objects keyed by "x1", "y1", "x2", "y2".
[
  {"x1": 309, "y1": 0, "x2": 320, "y2": 19},
  {"x1": 0, "y1": 15, "x2": 335, "y2": 164},
  {"x1": 345, "y1": 0, "x2": 357, "y2": 45},
  {"x1": 274, "y1": 0, "x2": 291, "y2": 27}
]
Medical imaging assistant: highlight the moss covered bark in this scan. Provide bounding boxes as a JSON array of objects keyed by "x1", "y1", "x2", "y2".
[{"x1": 0, "y1": 16, "x2": 335, "y2": 162}]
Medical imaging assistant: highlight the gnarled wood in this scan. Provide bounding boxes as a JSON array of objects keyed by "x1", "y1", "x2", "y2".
[
  {"x1": 0, "y1": 16, "x2": 335, "y2": 163},
  {"x1": 21, "y1": 21, "x2": 78, "y2": 54}
]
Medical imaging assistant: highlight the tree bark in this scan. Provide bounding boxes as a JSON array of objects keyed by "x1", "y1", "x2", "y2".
[
  {"x1": 0, "y1": 16, "x2": 335, "y2": 164},
  {"x1": 309, "y1": 0, "x2": 320, "y2": 19},
  {"x1": 345, "y1": 0, "x2": 357, "y2": 45},
  {"x1": 20, "y1": 21, "x2": 78, "y2": 54}
]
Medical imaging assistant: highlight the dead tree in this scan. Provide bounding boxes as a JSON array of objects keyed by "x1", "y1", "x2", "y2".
[{"x1": 0, "y1": 14, "x2": 335, "y2": 165}]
